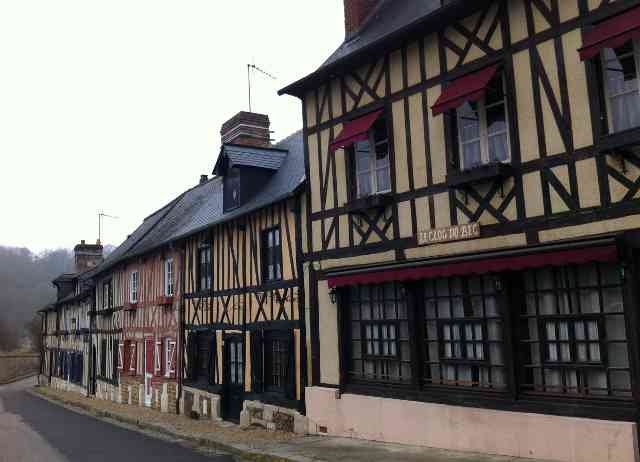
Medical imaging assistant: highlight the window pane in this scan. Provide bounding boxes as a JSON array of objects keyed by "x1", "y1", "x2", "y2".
[
  {"x1": 604, "y1": 45, "x2": 640, "y2": 132},
  {"x1": 462, "y1": 141, "x2": 482, "y2": 169}
]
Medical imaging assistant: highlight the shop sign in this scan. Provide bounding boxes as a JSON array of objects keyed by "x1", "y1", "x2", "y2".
[{"x1": 418, "y1": 222, "x2": 480, "y2": 246}]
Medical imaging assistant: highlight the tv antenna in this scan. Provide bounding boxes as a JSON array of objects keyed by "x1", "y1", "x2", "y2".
[
  {"x1": 247, "y1": 63, "x2": 277, "y2": 112},
  {"x1": 98, "y1": 211, "x2": 119, "y2": 244}
]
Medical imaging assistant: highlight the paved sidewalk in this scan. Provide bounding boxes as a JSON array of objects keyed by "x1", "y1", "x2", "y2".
[{"x1": 31, "y1": 385, "x2": 553, "y2": 462}]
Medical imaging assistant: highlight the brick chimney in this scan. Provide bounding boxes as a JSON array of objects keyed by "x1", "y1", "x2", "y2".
[
  {"x1": 74, "y1": 239, "x2": 103, "y2": 273},
  {"x1": 220, "y1": 111, "x2": 271, "y2": 148},
  {"x1": 344, "y1": 0, "x2": 380, "y2": 39}
]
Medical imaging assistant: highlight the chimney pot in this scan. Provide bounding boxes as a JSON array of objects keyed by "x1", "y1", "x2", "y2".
[
  {"x1": 200, "y1": 174, "x2": 208, "y2": 184},
  {"x1": 81, "y1": 239, "x2": 85, "y2": 245},
  {"x1": 220, "y1": 111, "x2": 271, "y2": 148},
  {"x1": 344, "y1": 0, "x2": 380, "y2": 38}
]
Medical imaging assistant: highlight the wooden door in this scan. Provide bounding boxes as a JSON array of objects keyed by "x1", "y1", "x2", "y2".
[
  {"x1": 144, "y1": 338, "x2": 154, "y2": 406},
  {"x1": 223, "y1": 335, "x2": 244, "y2": 422}
]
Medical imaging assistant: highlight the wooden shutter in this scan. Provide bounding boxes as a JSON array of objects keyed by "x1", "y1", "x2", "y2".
[
  {"x1": 208, "y1": 334, "x2": 218, "y2": 384},
  {"x1": 251, "y1": 330, "x2": 263, "y2": 393},
  {"x1": 154, "y1": 340, "x2": 162, "y2": 376},
  {"x1": 187, "y1": 333, "x2": 198, "y2": 380},
  {"x1": 286, "y1": 331, "x2": 296, "y2": 400},
  {"x1": 168, "y1": 339, "x2": 177, "y2": 379}
]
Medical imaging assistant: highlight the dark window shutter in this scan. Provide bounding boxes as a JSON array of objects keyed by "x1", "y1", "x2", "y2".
[
  {"x1": 251, "y1": 330, "x2": 263, "y2": 393},
  {"x1": 286, "y1": 331, "x2": 296, "y2": 400},
  {"x1": 208, "y1": 333, "x2": 218, "y2": 385},
  {"x1": 187, "y1": 333, "x2": 198, "y2": 380}
]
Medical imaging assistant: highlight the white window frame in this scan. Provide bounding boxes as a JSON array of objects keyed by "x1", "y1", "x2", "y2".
[
  {"x1": 118, "y1": 343, "x2": 124, "y2": 370},
  {"x1": 130, "y1": 271, "x2": 139, "y2": 303},
  {"x1": 129, "y1": 342, "x2": 137, "y2": 373},
  {"x1": 165, "y1": 338, "x2": 176, "y2": 378},
  {"x1": 154, "y1": 339, "x2": 162, "y2": 375},
  {"x1": 354, "y1": 124, "x2": 391, "y2": 198},
  {"x1": 164, "y1": 259, "x2": 174, "y2": 296},
  {"x1": 601, "y1": 40, "x2": 640, "y2": 134},
  {"x1": 456, "y1": 75, "x2": 511, "y2": 171}
]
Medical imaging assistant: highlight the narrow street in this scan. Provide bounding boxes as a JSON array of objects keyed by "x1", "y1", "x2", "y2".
[{"x1": 0, "y1": 377, "x2": 233, "y2": 462}]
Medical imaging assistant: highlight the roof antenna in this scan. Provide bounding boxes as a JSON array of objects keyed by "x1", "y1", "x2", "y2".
[
  {"x1": 98, "y1": 211, "x2": 119, "y2": 245},
  {"x1": 247, "y1": 63, "x2": 277, "y2": 112}
]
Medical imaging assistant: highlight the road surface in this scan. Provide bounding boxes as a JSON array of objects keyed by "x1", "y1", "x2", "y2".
[{"x1": 0, "y1": 377, "x2": 234, "y2": 462}]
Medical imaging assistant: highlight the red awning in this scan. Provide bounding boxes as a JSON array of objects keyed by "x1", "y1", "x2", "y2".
[
  {"x1": 431, "y1": 65, "x2": 499, "y2": 116},
  {"x1": 327, "y1": 245, "x2": 618, "y2": 288},
  {"x1": 579, "y1": 6, "x2": 640, "y2": 61},
  {"x1": 329, "y1": 110, "x2": 383, "y2": 152}
]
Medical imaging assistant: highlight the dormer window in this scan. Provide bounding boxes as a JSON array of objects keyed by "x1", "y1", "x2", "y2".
[{"x1": 224, "y1": 167, "x2": 241, "y2": 211}]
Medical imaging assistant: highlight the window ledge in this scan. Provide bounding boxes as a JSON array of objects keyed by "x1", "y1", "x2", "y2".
[
  {"x1": 157, "y1": 296, "x2": 174, "y2": 306},
  {"x1": 599, "y1": 127, "x2": 640, "y2": 153},
  {"x1": 446, "y1": 163, "x2": 513, "y2": 188},
  {"x1": 124, "y1": 302, "x2": 138, "y2": 311},
  {"x1": 345, "y1": 193, "x2": 394, "y2": 213}
]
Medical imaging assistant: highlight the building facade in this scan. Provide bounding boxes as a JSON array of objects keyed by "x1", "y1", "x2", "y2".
[
  {"x1": 180, "y1": 113, "x2": 307, "y2": 430},
  {"x1": 41, "y1": 241, "x2": 103, "y2": 396},
  {"x1": 280, "y1": 1, "x2": 640, "y2": 461}
]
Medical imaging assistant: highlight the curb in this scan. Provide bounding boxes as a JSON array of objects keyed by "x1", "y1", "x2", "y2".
[
  {"x1": 28, "y1": 387, "x2": 298, "y2": 462},
  {"x1": 0, "y1": 372, "x2": 38, "y2": 386}
]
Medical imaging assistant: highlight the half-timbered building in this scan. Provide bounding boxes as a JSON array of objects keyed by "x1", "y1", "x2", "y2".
[
  {"x1": 92, "y1": 202, "x2": 182, "y2": 413},
  {"x1": 179, "y1": 112, "x2": 306, "y2": 428},
  {"x1": 41, "y1": 241, "x2": 103, "y2": 396},
  {"x1": 280, "y1": 1, "x2": 640, "y2": 461}
]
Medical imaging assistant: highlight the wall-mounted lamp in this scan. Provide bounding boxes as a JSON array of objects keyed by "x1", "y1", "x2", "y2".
[{"x1": 329, "y1": 287, "x2": 337, "y2": 304}]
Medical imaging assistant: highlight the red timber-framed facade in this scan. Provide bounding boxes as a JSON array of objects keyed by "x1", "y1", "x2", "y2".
[
  {"x1": 92, "y1": 206, "x2": 182, "y2": 413},
  {"x1": 180, "y1": 112, "x2": 307, "y2": 430},
  {"x1": 281, "y1": 0, "x2": 640, "y2": 461}
]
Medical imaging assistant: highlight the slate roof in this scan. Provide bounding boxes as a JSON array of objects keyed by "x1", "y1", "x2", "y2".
[
  {"x1": 91, "y1": 130, "x2": 305, "y2": 276},
  {"x1": 279, "y1": 0, "x2": 491, "y2": 97},
  {"x1": 213, "y1": 144, "x2": 288, "y2": 175}
]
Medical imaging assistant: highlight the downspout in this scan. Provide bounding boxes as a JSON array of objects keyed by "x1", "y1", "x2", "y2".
[{"x1": 176, "y1": 243, "x2": 186, "y2": 414}]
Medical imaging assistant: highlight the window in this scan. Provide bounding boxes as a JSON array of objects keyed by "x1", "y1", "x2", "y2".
[
  {"x1": 352, "y1": 116, "x2": 391, "y2": 198},
  {"x1": 229, "y1": 340, "x2": 244, "y2": 386},
  {"x1": 165, "y1": 338, "x2": 176, "y2": 378},
  {"x1": 262, "y1": 227, "x2": 282, "y2": 282},
  {"x1": 224, "y1": 167, "x2": 241, "y2": 211},
  {"x1": 164, "y1": 259, "x2": 174, "y2": 296},
  {"x1": 192, "y1": 332, "x2": 216, "y2": 384},
  {"x1": 519, "y1": 263, "x2": 631, "y2": 398},
  {"x1": 100, "y1": 339, "x2": 107, "y2": 376},
  {"x1": 130, "y1": 271, "x2": 139, "y2": 303},
  {"x1": 423, "y1": 276, "x2": 505, "y2": 390},
  {"x1": 71, "y1": 318, "x2": 77, "y2": 331},
  {"x1": 456, "y1": 73, "x2": 510, "y2": 170},
  {"x1": 345, "y1": 283, "x2": 411, "y2": 384},
  {"x1": 102, "y1": 281, "x2": 113, "y2": 309},
  {"x1": 264, "y1": 331, "x2": 289, "y2": 392},
  {"x1": 602, "y1": 41, "x2": 640, "y2": 133},
  {"x1": 198, "y1": 246, "x2": 212, "y2": 291}
]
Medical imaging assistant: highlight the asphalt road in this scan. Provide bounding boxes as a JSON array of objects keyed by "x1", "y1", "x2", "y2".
[{"x1": 0, "y1": 377, "x2": 234, "y2": 462}]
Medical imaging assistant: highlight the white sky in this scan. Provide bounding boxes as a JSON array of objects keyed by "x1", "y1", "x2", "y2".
[{"x1": 0, "y1": 0, "x2": 344, "y2": 253}]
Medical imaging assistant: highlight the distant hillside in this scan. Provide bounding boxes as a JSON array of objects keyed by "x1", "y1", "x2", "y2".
[{"x1": 0, "y1": 244, "x2": 113, "y2": 350}]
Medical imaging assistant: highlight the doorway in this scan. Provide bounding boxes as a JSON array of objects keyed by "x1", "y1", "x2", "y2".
[
  {"x1": 144, "y1": 338, "x2": 154, "y2": 407},
  {"x1": 223, "y1": 335, "x2": 244, "y2": 422}
]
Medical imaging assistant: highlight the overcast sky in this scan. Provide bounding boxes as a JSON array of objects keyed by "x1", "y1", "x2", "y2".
[{"x1": 0, "y1": 0, "x2": 343, "y2": 253}]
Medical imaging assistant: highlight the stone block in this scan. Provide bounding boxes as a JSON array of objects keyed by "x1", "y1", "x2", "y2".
[
  {"x1": 294, "y1": 414, "x2": 309, "y2": 435},
  {"x1": 239, "y1": 410, "x2": 252, "y2": 429}
]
